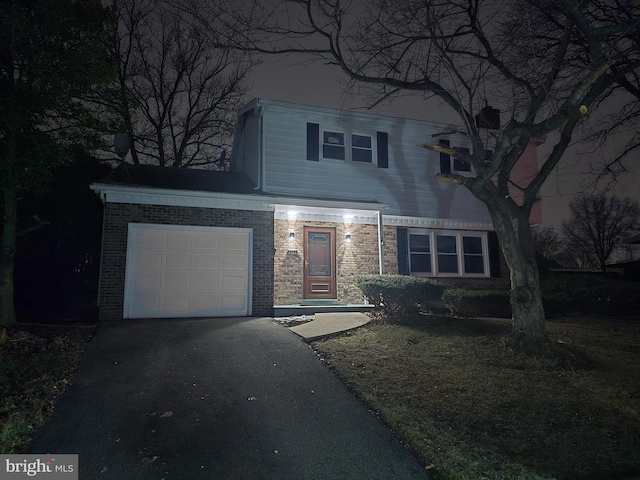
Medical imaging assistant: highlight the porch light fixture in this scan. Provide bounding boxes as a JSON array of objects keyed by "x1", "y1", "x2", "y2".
[
  {"x1": 345, "y1": 231, "x2": 352, "y2": 244},
  {"x1": 289, "y1": 229, "x2": 295, "y2": 241}
]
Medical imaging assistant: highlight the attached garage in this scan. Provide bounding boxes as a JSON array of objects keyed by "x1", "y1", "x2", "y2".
[{"x1": 124, "y1": 223, "x2": 252, "y2": 319}]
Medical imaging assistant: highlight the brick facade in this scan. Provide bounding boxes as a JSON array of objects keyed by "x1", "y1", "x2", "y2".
[
  {"x1": 272, "y1": 220, "x2": 509, "y2": 305},
  {"x1": 99, "y1": 201, "x2": 509, "y2": 321},
  {"x1": 274, "y1": 219, "x2": 382, "y2": 305},
  {"x1": 99, "y1": 203, "x2": 274, "y2": 321}
]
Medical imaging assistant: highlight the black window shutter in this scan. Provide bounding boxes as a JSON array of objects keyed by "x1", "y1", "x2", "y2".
[
  {"x1": 439, "y1": 139, "x2": 451, "y2": 174},
  {"x1": 377, "y1": 131, "x2": 389, "y2": 168},
  {"x1": 488, "y1": 231, "x2": 501, "y2": 277},
  {"x1": 397, "y1": 228, "x2": 409, "y2": 275},
  {"x1": 307, "y1": 123, "x2": 319, "y2": 161}
]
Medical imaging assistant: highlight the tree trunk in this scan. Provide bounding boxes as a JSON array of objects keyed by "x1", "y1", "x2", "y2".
[
  {"x1": 0, "y1": 186, "x2": 18, "y2": 326},
  {"x1": 490, "y1": 203, "x2": 547, "y2": 354}
]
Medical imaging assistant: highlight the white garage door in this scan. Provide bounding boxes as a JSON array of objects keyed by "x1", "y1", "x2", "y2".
[{"x1": 124, "y1": 224, "x2": 252, "y2": 319}]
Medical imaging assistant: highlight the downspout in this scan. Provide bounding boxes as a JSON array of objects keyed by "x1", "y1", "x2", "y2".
[
  {"x1": 377, "y1": 210, "x2": 384, "y2": 274},
  {"x1": 96, "y1": 189, "x2": 107, "y2": 309},
  {"x1": 254, "y1": 103, "x2": 265, "y2": 191}
]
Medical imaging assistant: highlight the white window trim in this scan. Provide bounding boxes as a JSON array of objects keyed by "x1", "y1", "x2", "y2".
[
  {"x1": 320, "y1": 128, "x2": 377, "y2": 165},
  {"x1": 407, "y1": 229, "x2": 489, "y2": 278}
]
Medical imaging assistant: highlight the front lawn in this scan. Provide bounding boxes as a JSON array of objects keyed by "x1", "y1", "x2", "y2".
[
  {"x1": 0, "y1": 326, "x2": 94, "y2": 454},
  {"x1": 311, "y1": 315, "x2": 640, "y2": 480}
]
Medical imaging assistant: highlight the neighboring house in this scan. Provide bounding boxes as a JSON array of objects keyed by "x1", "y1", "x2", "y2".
[{"x1": 91, "y1": 98, "x2": 542, "y2": 321}]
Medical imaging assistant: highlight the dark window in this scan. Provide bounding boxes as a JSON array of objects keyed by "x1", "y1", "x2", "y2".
[
  {"x1": 322, "y1": 131, "x2": 345, "y2": 160},
  {"x1": 352, "y1": 134, "x2": 373, "y2": 163},
  {"x1": 436, "y1": 235, "x2": 458, "y2": 273},
  {"x1": 453, "y1": 147, "x2": 472, "y2": 173},
  {"x1": 463, "y1": 236, "x2": 484, "y2": 274},
  {"x1": 409, "y1": 234, "x2": 431, "y2": 273}
]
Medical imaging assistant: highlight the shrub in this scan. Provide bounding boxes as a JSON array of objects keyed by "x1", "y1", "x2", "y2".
[
  {"x1": 540, "y1": 274, "x2": 640, "y2": 315},
  {"x1": 354, "y1": 274, "x2": 445, "y2": 316},
  {"x1": 443, "y1": 289, "x2": 512, "y2": 318}
]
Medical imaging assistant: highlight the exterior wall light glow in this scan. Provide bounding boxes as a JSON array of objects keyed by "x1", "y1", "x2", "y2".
[
  {"x1": 289, "y1": 229, "x2": 295, "y2": 241},
  {"x1": 345, "y1": 231, "x2": 352, "y2": 244}
]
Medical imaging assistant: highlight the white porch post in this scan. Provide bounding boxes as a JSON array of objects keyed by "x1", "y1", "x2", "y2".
[{"x1": 377, "y1": 210, "x2": 384, "y2": 274}]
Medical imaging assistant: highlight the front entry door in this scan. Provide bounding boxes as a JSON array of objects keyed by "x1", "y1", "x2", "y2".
[{"x1": 303, "y1": 227, "x2": 336, "y2": 299}]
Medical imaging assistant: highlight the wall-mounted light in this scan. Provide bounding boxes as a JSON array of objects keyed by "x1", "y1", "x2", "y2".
[
  {"x1": 345, "y1": 231, "x2": 352, "y2": 244},
  {"x1": 289, "y1": 228, "x2": 295, "y2": 242}
]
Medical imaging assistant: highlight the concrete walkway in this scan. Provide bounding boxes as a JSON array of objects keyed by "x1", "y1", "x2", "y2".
[
  {"x1": 288, "y1": 312, "x2": 371, "y2": 341},
  {"x1": 29, "y1": 317, "x2": 427, "y2": 480}
]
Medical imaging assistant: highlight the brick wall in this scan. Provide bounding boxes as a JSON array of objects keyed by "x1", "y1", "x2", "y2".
[
  {"x1": 99, "y1": 203, "x2": 274, "y2": 321},
  {"x1": 274, "y1": 220, "x2": 381, "y2": 305}
]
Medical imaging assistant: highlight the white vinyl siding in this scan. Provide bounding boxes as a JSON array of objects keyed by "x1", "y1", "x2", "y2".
[
  {"x1": 234, "y1": 100, "x2": 491, "y2": 223},
  {"x1": 263, "y1": 108, "x2": 491, "y2": 222}
]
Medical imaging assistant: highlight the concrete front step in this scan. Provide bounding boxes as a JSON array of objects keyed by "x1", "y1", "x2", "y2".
[{"x1": 273, "y1": 304, "x2": 375, "y2": 316}]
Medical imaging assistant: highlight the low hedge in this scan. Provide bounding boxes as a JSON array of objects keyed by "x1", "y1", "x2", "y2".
[
  {"x1": 443, "y1": 289, "x2": 512, "y2": 318},
  {"x1": 442, "y1": 274, "x2": 640, "y2": 318},
  {"x1": 354, "y1": 274, "x2": 445, "y2": 315},
  {"x1": 540, "y1": 274, "x2": 640, "y2": 315}
]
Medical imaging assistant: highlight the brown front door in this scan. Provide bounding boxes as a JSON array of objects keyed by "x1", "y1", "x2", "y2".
[{"x1": 303, "y1": 227, "x2": 336, "y2": 299}]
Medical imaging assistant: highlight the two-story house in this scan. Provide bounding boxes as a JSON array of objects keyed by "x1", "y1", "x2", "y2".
[{"x1": 92, "y1": 98, "x2": 540, "y2": 321}]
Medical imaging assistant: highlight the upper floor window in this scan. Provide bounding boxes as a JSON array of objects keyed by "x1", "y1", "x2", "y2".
[
  {"x1": 307, "y1": 123, "x2": 388, "y2": 168},
  {"x1": 438, "y1": 140, "x2": 474, "y2": 175},
  {"x1": 352, "y1": 134, "x2": 373, "y2": 163},
  {"x1": 323, "y1": 131, "x2": 345, "y2": 160},
  {"x1": 322, "y1": 129, "x2": 374, "y2": 164}
]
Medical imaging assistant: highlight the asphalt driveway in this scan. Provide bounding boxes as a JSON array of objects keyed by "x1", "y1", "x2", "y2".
[{"x1": 29, "y1": 317, "x2": 428, "y2": 479}]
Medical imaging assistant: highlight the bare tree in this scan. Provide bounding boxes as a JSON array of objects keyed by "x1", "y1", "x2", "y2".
[
  {"x1": 531, "y1": 227, "x2": 563, "y2": 261},
  {"x1": 562, "y1": 194, "x2": 640, "y2": 269},
  {"x1": 108, "y1": 0, "x2": 254, "y2": 168},
  {"x1": 204, "y1": 0, "x2": 640, "y2": 352}
]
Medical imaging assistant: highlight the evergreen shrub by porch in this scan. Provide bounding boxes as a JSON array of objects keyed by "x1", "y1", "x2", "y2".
[
  {"x1": 540, "y1": 274, "x2": 640, "y2": 315},
  {"x1": 443, "y1": 289, "x2": 512, "y2": 318},
  {"x1": 354, "y1": 274, "x2": 445, "y2": 315}
]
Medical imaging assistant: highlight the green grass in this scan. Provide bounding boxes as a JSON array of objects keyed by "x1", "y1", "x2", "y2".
[
  {"x1": 311, "y1": 315, "x2": 640, "y2": 480},
  {"x1": 0, "y1": 326, "x2": 94, "y2": 454}
]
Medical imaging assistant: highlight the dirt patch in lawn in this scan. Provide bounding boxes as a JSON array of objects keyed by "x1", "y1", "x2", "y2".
[{"x1": 311, "y1": 315, "x2": 640, "y2": 480}]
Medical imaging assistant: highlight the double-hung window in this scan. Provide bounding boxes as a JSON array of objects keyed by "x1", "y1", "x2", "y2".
[
  {"x1": 307, "y1": 123, "x2": 388, "y2": 168},
  {"x1": 323, "y1": 131, "x2": 346, "y2": 160},
  {"x1": 438, "y1": 140, "x2": 474, "y2": 175},
  {"x1": 321, "y1": 129, "x2": 374, "y2": 164},
  {"x1": 407, "y1": 230, "x2": 488, "y2": 276},
  {"x1": 351, "y1": 134, "x2": 373, "y2": 163},
  {"x1": 409, "y1": 232, "x2": 432, "y2": 273}
]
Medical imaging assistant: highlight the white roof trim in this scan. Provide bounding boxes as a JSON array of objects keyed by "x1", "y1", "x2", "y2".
[
  {"x1": 90, "y1": 183, "x2": 387, "y2": 213},
  {"x1": 90, "y1": 183, "x2": 492, "y2": 230},
  {"x1": 383, "y1": 214, "x2": 494, "y2": 231}
]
